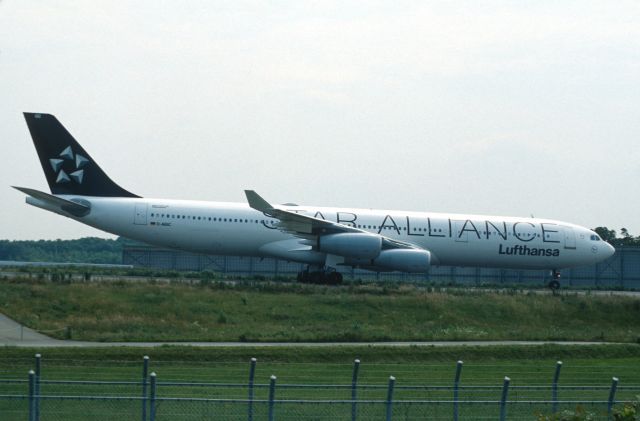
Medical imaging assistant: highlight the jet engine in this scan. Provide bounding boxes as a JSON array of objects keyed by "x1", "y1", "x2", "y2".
[
  {"x1": 318, "y1": 233, "x2": 382, "y2": 259},
  {"x1": 372, "y1": 249, "x2": 431, "y2": 273}
]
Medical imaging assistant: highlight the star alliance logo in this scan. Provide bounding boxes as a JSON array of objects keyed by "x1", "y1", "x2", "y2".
[{"x1": 49, "y1": 146, "x2": 89, "y2": 184}]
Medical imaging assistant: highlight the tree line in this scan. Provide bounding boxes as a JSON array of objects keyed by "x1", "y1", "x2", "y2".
[
  {"x1": 594, "y1": 227, "x2": 640, "y2": 246},
  {"x1": 0, "y1": 237, "x2": 125, "y2": 264}
]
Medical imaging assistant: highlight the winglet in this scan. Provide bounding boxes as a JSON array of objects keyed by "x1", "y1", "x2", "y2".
[{"x1": 244, "y1": 190, "x2": 274, "y2": 213}]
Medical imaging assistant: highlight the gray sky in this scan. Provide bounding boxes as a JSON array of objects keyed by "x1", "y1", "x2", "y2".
[{"x1": 1, "y1": 1, "x2": 639, "y2": 240}]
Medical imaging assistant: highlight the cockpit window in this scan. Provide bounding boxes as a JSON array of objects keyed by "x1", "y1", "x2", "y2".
[{"x1": 590, "y1": 235, "x2": 601, "y2": 241}]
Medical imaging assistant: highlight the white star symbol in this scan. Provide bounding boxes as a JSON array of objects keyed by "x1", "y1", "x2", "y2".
[{"x1": 49, "y1": 147, "x2": 89, "y2": 184}]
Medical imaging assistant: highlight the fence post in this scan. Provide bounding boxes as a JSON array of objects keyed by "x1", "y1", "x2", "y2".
[
  {"x1": 499, "y1": 377, "x2": 510, "y2": 421},
  {"x1": 351, "y1": 359, "x2": 360, "y2": 421},
  {"x1": 28, "y1": 370, "x2": 35, "y2": 421},
  {"x1": 607, "y1": 377, "x2": 619, "y2": 419},
  {"x1": 386, "y1": 376, "x2": 396, "y2": 421},
  {"x1": 619, "y1": 247, "x2": 625, "y2": 289},
  {"x1": 552, "y1": 361, "x2": 562, "y2": 414},
  {"x1": 248, "y1": 358, "x2": 257, "y2": 421},
  {"x1": 268, "y1": 375, "x2": 277, "y2": 421},
  {"x1": 453, "y1": 360, "x2": 463, "y2": 421},
  {"x1": 34, "y1": 353, "x2": 41, "y2": 421},
  {"x1": 149, "y1": 372, "x2": 157, "y2": 421},
  {"x1": 141, "y1": 355, "x2": 149, "y2": 421}
]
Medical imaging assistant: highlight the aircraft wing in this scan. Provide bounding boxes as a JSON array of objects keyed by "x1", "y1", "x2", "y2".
[{"x1": 245, "y1": 190, "x2": 418, "y2": 250}]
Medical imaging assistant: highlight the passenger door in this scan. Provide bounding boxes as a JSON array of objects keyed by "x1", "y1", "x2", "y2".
[
  {"x1": 563, "y1": 226, "x2": 576, "y2": 249},
  {"x1": 134, "y1": 203, "x2": 148, "y2": 225}
]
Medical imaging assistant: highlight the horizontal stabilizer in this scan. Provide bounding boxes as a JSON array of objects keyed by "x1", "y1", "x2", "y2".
[{"x1": 12, "y1": 186, "x2": 90, "y2": 217}]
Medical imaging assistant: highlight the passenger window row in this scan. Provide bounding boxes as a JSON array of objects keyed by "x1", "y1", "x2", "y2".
[{"x1": 149, "y1": 213, "x2": 276, "y2": 225}]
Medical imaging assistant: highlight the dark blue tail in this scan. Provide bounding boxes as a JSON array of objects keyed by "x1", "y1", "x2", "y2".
[{"x1": 24, "y1": 113, "x2": 139, "y2": 198}]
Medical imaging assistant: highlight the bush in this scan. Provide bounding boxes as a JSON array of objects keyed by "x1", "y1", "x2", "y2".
[
  {"x1": 613, "y1": 395, "x2": 640, "y2": 420},
  {"x1": 217, "y1": 312, "x2": 228, "y2": 324},
  {"x1": 537, "y1": 406, "x2": 597, "y2": 420}
]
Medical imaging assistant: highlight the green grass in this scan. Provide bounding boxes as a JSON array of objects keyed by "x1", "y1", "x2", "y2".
[
  {"x1": 1, "y1": 278, "x2": 640, "y2": 343},
  {"x1": 0, "y1": 344, "x2": 640, "y2": 420},
  {"x1": 1, "y1": 345, "x2": 639, "y2": 386},
  {"x1": 0, "y1": 346, "x2": 639, "y2": 420},
  {"x1": 1, "y1": 272, "x2": 639, "y2": 419}
]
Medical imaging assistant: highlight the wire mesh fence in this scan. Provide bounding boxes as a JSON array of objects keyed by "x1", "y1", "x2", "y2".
[
  {"x1": 0, "y1": 395, "x2": 629, "y2": 421},
  {"x1": 0, "y1": 355, "x2": 638, "y2": 421}
]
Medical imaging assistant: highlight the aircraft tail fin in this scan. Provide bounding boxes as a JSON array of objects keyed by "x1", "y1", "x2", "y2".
[{"x1": 23, "y1": 113, "x2": 139, "y2": 197}]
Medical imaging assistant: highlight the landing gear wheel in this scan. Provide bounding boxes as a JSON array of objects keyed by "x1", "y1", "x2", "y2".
[
  {"x1": 327, "y1": 272, "x2": 343, "y2": 285},
  {"x1": 297, "y1": 270, "x2": 311, "y2": 283},
  {"x1": 309, "y1": 271, "x2": 324, "y2": 284},
  {"x1": 548, "y1": 269, "x2": 561, "y2": 291}
]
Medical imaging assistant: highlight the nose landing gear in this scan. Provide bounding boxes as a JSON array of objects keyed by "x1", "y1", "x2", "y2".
[{"x1": 548, "y1": 269, "x2": 561, "y2": 290}]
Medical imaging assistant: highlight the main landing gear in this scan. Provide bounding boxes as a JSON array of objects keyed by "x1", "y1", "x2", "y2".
[
  {"x1": 297, "y1": 268, "x2": 343, "y2": 285},
  {"x1": 548, "y1": 269, "x2": 561, "y2": 291}
]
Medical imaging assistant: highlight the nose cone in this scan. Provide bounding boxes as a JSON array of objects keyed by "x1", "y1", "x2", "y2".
[{"x1": 604, "y1": 242, "x2": 615, "y2": 258}]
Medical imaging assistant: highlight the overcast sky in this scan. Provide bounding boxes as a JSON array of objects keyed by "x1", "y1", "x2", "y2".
[{"x1": 1, "y1": 1, "x2": 639, "y2": 240}]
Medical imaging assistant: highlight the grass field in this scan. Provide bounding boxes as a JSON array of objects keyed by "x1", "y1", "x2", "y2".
[
  {"x1": 1, "y1": 271, "x2": 639, "y2": 419},
  {"x1": 0, "y1": 277, "x2": 639, "y2": 343},
  {"x1": 0, "y1": 345, "x2": 639, "y2": 420},
  {"x1": 0, "y1": 344, "x2": 639, "y2": 382}
]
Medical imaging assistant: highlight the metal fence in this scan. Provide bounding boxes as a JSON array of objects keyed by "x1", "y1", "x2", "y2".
[
  {"x1": 0, "y1": 356, "x2": 637, "y2": 420},
  {"x1": 123, "y1": 246, "x2": 640, "y2": 288}
]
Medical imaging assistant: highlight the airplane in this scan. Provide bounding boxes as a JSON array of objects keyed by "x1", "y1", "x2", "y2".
[{"x1": 14, "y1": 113, "x2": 615, "y2": 289}]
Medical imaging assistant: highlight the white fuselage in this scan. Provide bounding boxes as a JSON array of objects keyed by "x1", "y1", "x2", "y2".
[{"x1": 36, "y1": 196, "x2": 613, "y2": 271}]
